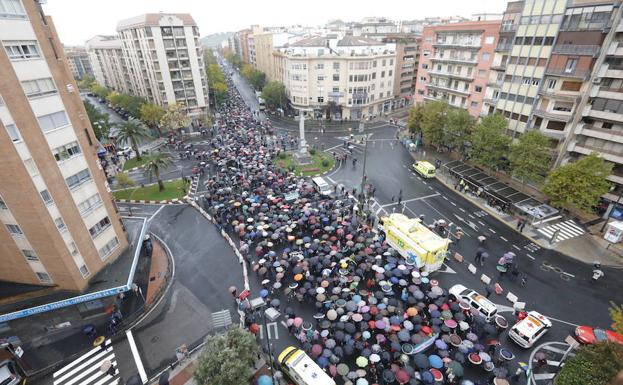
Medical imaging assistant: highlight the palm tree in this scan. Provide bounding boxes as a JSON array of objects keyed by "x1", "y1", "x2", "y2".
[
  {"x1": 115, "y1": 119, "x2": 151, "y2": 161},
  {"x1": 142, "y1": 152, "x2": 173, "y2": 191}
]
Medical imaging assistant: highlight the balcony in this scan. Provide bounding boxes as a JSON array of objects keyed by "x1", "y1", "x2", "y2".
[
  {"x1": 576, "y1": 124, "x2": 623, "y2": 144},
  {"x1": 538, "y1": 88, "x2": 579, "y2": 102},
  {"x1": 427, "y1": 83, "x2": 471, "y2": 96},
  {"x1": 607, "y1": 42, "x2": 623, "y2": 57},
  {"x1": 605, "y1": 66, "x2": 623, "y2": 79},
  {"x1": 491, "y1": 63, "x2": 507, "y2": 71},
  {"x1": 534, "y1": 108, "x2": 572, "y2": 122},
  {"x1": 568, "y1": 142, "x2": 623, "y2": 164},
  {"x1": 432, "y1": 41, "x2": 481, "y2": 49},
  {"x1": 430, "y1": 56, "x2": 478, "y2": 65},
  {"x1": 500, "y1": 24, "x2": 517, "y2": 33},
  {"x1": 560, "y1": 20, "x2": 611, "y2": 32},
  {"x1": 487, "y1": 79, "x2": 504, "y2": 88},
  {"x1": 545, "y1": 67, "x2": 590, "y2": 80},
  {"x1": 483, "y1": 97, "x2": 499, "y2": 105},
  {"x1": 585, "y1": 107, "x2": 623, "y2": 123},
  {"x1": 495, "y1": 43, "x2": 512, "y2": 52},
  {"x1": 552, "y1": 44, "x2": 600, "y2": 56},
  {"x1": 427, "y1": 70, "x2": 474, "y2": 82}
]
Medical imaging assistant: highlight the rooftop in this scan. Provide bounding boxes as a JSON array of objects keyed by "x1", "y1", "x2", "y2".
[{"x1": 117, "y1": 13, "x2": 197, "y2": 31}]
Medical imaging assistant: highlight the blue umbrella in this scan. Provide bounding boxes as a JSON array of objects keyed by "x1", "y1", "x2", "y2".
[
  {"x1": 435, "y1": 340, "x2": 448, "y2": 350},
  {"x1": 260, "y1": 289, "x2": 269, "y2": 298},
  {"x1": 428, "y1": 354, "x2": 443, "y2": 369},
  {"x1": 317, "y1": 356, "x2": 329, "y2": 368},
  {"x1": 258, "y1": 375, "x2": 273, "y2": 385},
  {"x1": 421, "y1": 370, "x2": 434, "y2": 384}
]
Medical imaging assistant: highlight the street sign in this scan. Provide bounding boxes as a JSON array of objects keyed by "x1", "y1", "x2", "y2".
[{"x1": 564, "y1": 335, "x2": 580, "y2": 349}]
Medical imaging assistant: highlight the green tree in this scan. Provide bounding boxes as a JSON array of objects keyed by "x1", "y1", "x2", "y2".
[
  {"x1": 194, "y1": 328, "x2": 259, "y2": 385},
  {"x1": 90, "y1": 83, "x2": 110, "y2": 99},
  {"x1": 224, "y1": 51, "x2": 242, "y2": 68},
  {"x1": 261, "y1": 81, "x2": 287, "y2": 110},
  {"x1": 542, "y1": 153, "x2": 612, "y2": 214},
  {"x1": 142, "y1": 152, "x2": 173, "y2": 192},
  {"x1": 116, "y1": 119, "x2": 151, "y2": 161},
  {"x1": 212, "y1": 82, "x2": 229, "y2": 105},
  {"x1": 115, "y1": 172, "x2": 135, "y2": 189},
  {"x1": 207, "y1": 63, "x2": 225, "y2": 85},
  {"x1": 203, "y1": 48, "x2": 218, "y2": 66},
  {"x1": 609, "y1": 302, "x2": 623, "y2": 334},
  {"x1": 106, "y1": 91, "x2": 122, "y2": 106},
  {"x1": 407, "y1": 104, "x2": 424, "y2": 134},
  {"x1": 444, "y1": 108, "x2": 475, "y2": 154},
  {"x1": 241, "y1": 63, "x2": 254, "y2": 79},
  {"x1": 420, "y1": 100, "x2": 448, "y2": 149},
  {"x1": 160, "y1": 102, "x2": 191, "y2": 133},
  {"x1": 139, "y1": 103, "x2": 165, "y2": 135},
  {"x1": 78, "y1": 75, "x2": 96, "y2": 90},
  {"x1": 556, "y1": 342, "x2": 623, "y2": 385},
  {"x1": 509, "y1": 130, "x2": 552, "y2": 186},
  {"x1": 83, "y1": 100, "x2": 111, "y2": 140},
  {"x1": 469, "y1": 113, "x2": 511, "y2": 170}
]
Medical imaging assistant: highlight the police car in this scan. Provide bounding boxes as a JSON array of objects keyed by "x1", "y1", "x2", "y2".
[{"x1": 508, "y1": 311, "x2": 552, "y2": 348}]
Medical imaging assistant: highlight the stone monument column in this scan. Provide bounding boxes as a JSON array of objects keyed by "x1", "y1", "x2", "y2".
[{"x1": 299, "y1": 109, "x2": 308, "y2": 154}]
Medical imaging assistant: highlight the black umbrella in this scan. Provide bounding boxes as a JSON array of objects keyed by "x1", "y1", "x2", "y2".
[
  {"x1": 126, "y1": 374, "x2": 142, "y2": 385},
  {"x1": 413, "y1": 353, "x2": 429, "y2": 369},
  {"x1": 382, "y1": 369, "x2": 396, "y2": 383},
  {"x1": 158, "y1": 371, "x2": 170, "y2": 385}
]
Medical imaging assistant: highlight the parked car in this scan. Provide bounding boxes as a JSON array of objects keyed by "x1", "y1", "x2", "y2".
[
  {"x1": 0, "y1": 360, "x2": 22, "y2": 385},
  {"x1": 508, "y1": 311, "x2": 552, "y2": 348},
  {"x1": 575, "y1": 326, "x2": 623, "y2": 345},
  {"x1": 448, "y1": 284, "x2": 498, "y2": 322}
]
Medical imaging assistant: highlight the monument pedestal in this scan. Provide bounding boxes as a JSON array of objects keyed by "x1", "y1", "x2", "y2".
[
  {"x1": 293, "y1": 150, "x2": 313, "y2": 165},
  {"x1": 293, "y1": 109, "x2": 313, "y2": 165}
]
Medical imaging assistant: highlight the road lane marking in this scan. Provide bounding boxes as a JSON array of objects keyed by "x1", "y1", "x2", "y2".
[
  {"x1": 126, "y1": 329, "x2": 148, "y2": 383},
  {"x1": 459, "y1": 207, "x2": 466, "y2": 213},
  {"x1": 500, "y1": 236, "x2": 508, "y2": 242},
  {"x1": 478, "y1": 221, "x2": 486, "y2": 226},
  {"x1": 489, "y1": 228, "x2": 496, "y2": 234},
  {"x1": 468, "y1": 214, "x2": 474, "y2": 219},
  {"x1": 428, "y1": 186, "x2": 434, "y2": 190},
  {"x1": 443, "y1": 196, "x2": 449, "y2": 201},
  {"x1": 450, "y1": 202, "x2": 457, "y2": 206},
  {"x1": 380, "y1": 193, "x2": 440, "y2": 207},
  {"x1": 512, "y1": 245, "x2": 521, "y2": 250},
  {"x1": 526, "y1": 254, "x2": 535, "y2": 260}
]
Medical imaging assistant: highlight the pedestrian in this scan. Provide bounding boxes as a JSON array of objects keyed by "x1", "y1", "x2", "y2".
[
  {"x1": 519, "y1": 220, "x2": 526, "y2": 233},
  {"x1": 480, "y1": 252, "x2": 489, "y2": 267},
  {"x1": 475, "y1": 247, "x2": 484, "y2": 264},
  {"x1": 484, "y1": 285, "x2": 492, "y2": 299},
  {"x1": 516, "y1": 218, "x2": 523, "y2": 230},
  {"x1": 454, "y1": 227, "x2": 464, "y2": 242}
]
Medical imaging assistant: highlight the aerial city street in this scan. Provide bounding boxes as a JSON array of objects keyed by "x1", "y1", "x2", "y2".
[{"x1": 0, "y1": 1, "x2": 622, "y2": 385}]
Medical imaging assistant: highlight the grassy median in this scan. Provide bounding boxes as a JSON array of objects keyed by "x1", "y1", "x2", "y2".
[
  {"x1": 112, "y1": 179, "x2": 187, "y2": 201},
  {"x1": 275, "y1": 151, "x2": 335, "y2": 177}
]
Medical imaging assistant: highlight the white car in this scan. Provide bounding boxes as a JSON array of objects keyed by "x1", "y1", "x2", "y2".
[
  {"x1": 0, "y1": 360, "x2": 22, "y2": 385},
  {"x1": 448, "y1": 284, "x2": 498, "y2": 322},
  {"x1": 508, "y1": 311, "x2": 552, "y2": 348}
]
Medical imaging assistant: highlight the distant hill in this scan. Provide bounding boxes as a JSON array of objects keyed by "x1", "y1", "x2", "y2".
[{"x1": 201, "y1": 32, "x2": 233, "y2": 48}]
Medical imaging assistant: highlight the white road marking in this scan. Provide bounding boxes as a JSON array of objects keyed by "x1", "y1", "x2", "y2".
[
  {"x1": 443, "y1": 196, "x2": 449, "y2": 201},
  {"x1": 533, "y1": 373, "x2": 556, "y2": 380},
  {"x1": 478, "y1": 221, "x2": 486, "y2": 226},
  {"x1": 459, "y1": 207, "x2": 466, "y2": 213},
  {"x1": 468, "y1": 214, "x2": 474, "y2": 219},
  {"x1": 126, "y1": 330, "x2": 148, "y2": 383},
  {"x1": 526, "y1": 254, "x2": 535, "y2": 260},
  {"x1": 512, "y1": 245, "x2": 521, "y2": 250},
  {"x1": 500, "y1": 236, "x2": 508, "y2": 242},
  {"x1": 380, "y1": 193, "x2": 440, "y2": 207},
  {"x1": 489, "y1": 228, "x2": 496, "y2": 234},
  {"x1": 450, "y1": 202, "x2": 457, "y2": 206},
  {"x1": 542, "y1": 345, "x2": 570, "y2": 354}
]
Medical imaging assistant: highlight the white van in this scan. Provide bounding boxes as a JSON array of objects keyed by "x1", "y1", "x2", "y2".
[
  {"x1": 312, "y1": 177, "x2": 333, "y2": 196},
  {"x1": 449, "y1": 284, "x2": 498, "y2": 322}
]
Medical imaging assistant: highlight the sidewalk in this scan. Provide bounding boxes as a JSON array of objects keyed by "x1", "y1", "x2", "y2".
[{"x1": 408, "y1": 143, "x2": 623, "y2": 267}]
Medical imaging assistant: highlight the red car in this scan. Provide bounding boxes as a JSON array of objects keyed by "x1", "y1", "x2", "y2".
[{"x1": 575, "y1": 326, "x2": 623, "y2": 345}]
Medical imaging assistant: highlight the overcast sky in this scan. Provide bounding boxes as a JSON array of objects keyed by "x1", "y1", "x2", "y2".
[{"x1": 43, "y1": 0, "x2": 506, "y2": 46}]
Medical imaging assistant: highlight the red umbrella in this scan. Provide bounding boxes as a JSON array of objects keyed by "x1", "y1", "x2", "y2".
[
  {"x1": 249, "y1": 323, "x2": 260, "y2": 334},
  {"x1": 396, "y1": 369, "x2": 410, "y2": 384},
  {"x1": 311, "y1": 344, "x2": 322, "y2": 357},
  {"x1": 421, "y1": 326, "x2": 432, "y2": 335}
]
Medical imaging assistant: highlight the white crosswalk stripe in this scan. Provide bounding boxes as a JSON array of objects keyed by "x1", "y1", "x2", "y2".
[
  {"x1": 54, "y1": 340, "x2": 121, "y2": 385},
  {"x1": 537, "y1": 220, "x2": 585, "y2": 242}
]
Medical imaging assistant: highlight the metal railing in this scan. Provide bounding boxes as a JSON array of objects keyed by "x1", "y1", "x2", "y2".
[
  {"x1": 430, "y1": 56, "x2": 478, "y2": 65},
  {"x1": 552, "y1": 44, "x2": 600, "y2": 56},
  {"x1": 495, "y1": 43, "x2": 512, "y2": 52},
  {"x1": 545, "y1": 67, "x2": 591, "y2": 79}
]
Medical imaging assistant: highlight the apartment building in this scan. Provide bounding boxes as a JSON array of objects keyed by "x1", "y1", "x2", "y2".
[
  {"x1": 0, "y1": 0, "x2": 127, "y2": 291},
  {"x1": 64, "y1": 46, "x2": 93, "y2": 80},
  {"x1": 116, "y1": 13, "x2": 208, "y2": 119},
  {"x1": 229, "y1": 28, "x2": 252, "y2": 63},
  {"x1": 415, "y1": 20, "x2": 502, "y2": 117},
  {"x1": 254, "y1": 32, "x2": 298, "y2": 82},
  {"x1": 85, "y1": 35, "x2": 132, "y2": 94},
  {"x1": 374, "y1": 34, "x2": 421, "y2": 110},
  {"x1": 274, "y1": 35, "x2": 397, "y2": 119}
]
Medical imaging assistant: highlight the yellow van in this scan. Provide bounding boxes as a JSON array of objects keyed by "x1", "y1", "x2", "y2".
[
  {"x1": 278, "y1": 346, "x2": 336, "y2": 385},
  {"x1": 413, "y1": 161, "x2": 436, "y2": 178}
]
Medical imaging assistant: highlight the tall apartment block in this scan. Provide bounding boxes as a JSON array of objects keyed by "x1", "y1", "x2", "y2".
[
  {"x1": 414, "y1": 20, "x2": 502, "y2": 118},
  {"x1": 116, "y1": 13, "x2": 209, "y2": 119},
  {"x1": 85, "y1": 35, "x2": 132, "y2": 95},
  {"x1": 485, "y1": 0, "x2": 623, "y2": 202},
  {"x1": 0, "y1": 0, "x2": 127, "y2": 291},
  {"x1": 64, "y1": 46, "x2": 93, "y2": 80}
]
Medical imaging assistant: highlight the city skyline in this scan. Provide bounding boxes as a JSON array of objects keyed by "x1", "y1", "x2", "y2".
[{"x1": 43, "y1": 0, "x2": 505, "y2": 45}]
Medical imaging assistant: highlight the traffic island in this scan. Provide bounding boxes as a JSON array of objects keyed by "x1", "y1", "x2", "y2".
[
  {"x1": 274, "y1": 151, "x2": 335, "y2": 177},
  {"x1": 113, "y1": 179, "x2": 188, "y2": 203}
]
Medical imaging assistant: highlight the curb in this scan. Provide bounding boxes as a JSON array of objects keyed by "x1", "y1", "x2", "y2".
[{"x1": 113, "y1": 177, "x2": 197, "y2": 205}]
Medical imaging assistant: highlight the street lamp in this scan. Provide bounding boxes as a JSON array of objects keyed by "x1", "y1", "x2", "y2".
[{"x1": 358, "y1": 137, "x2": 369, "y2": 216}]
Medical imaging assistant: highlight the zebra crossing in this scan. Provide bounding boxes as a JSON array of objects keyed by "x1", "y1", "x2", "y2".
[
  {"x1": 53, "y1": 339, "x2": 120, "y2": 385},
  {"x1": 537, "y1": 220, "x2": 585, "y2": 242}
]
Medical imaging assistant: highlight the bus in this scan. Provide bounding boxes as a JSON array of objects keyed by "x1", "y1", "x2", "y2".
[
  {"x1": 277, "y1": 347, "x2": 336, "y2": 385},
  {"x1": 258, "y1": 97, "x2": 266, "y2": 112}
]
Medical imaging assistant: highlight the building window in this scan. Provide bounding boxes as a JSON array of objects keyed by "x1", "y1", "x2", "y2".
[
  {"x1": 3, "y1": 41, "x2": 40, "y2": 60},
  {"x1": 79, "y1": 265, "x2": 90, "y2": 278},
  {"x1": 547, "y1": 79, "x2": 557, "y2": 89},
  {"x1": 0, "y1": 197, "x2": 6, "y2": 209},
  {"x1": 99, "y1": 236, "x2": 120, "y2": 260},
  {"x1": 475, "y1": 86, "x2": 482, "y2": 93},
  {"x1": 564, "y1": 58, "x2": 578, "y2": 73},
  {"x1": 36, "y1": 272, "x2": 52, "y2": 283},
  {"x1": 54, "y1": 217, "x2": 66, "y2": 232},
  {"x1": 333, "y1": 62, "x2": 340, "y2": 70},
  {"x1": 485, "y1": 36, "x2": 495, "y2": 44},
  {"x1": 21, "y1": 78, "x2": 57, "y2": 98},
  {"x1": 65, "y1": 169, "x2": 91, "y2": 190},
  {"x1": 388, "y1": 70, "x2": 393, "y2": 77},
  {"x1": 317, "y1": 96, "x2": 324, "y2": 103},
  {"x1": 332, "y1": 74, "x2": 340, "y2": 81},
  {"x1": 89, "y1": 216, "x2": 111, "y2": 238},
  {"x1": 22, "y1": 249, "x2": 38, "y2": 262},
  {"x1": 422, "y1": 64, "x2": 428, "y2": 69},
  {"x1": 23, "y1": 158, "x2": 38, "y2": 176},
  {"x1": 77, "y1": 193, "x2": 103, "y2": 215},
  {"x1": 381, "y1": 71, "x2": 385, "y2": 78},
  {"x1": 471, "y1": 101, "x2": 479, "y2": 108},
  {"x1": 6, "y1": 223, "x2": 22, "y2": 235},
  {"x1": 317, "y1": 75, "x2": 325, "y2": 81},
  {"x1": 390, "y1": 59, "x2": 394, "y2": 66},
  {"x1": 37, "y1": 111, "x2": 69, "y2": 133},
  {"x1": 53, "y1": 141, "x2": 82, "y2": 162},
  {"x1": 482, "y1": 53, "x2": 490, "y2": 62},
  {"x1": 4, "y1": 123, "x2": 20, "y2": 142},
  {"x1": 0, "y1": 0, "x2": 26, "y2": 19},
  {"x1": 317, "y1": 63, "x2": 324, "y2": 69},
  {"x1": 40, "y1": 189, "x2": 53, "y2": 205}
]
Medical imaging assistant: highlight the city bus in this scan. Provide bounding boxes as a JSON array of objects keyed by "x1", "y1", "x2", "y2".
[
  {"x1": 259, "y1": 97, "x2": 266, "y2": 112},
  {"x1": 277, "y1": 346, "x2": 336, "y2": 385}
]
